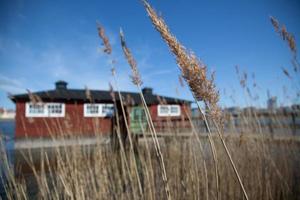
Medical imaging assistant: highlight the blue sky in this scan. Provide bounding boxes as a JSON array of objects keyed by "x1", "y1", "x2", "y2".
[{"x1": 0, "y1": 0, "x2": 299, "y2": 109}]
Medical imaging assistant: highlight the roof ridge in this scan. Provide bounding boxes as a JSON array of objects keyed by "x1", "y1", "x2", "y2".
[{"x1": 10, "y1": 88, "x2": 192, "y2": 103}]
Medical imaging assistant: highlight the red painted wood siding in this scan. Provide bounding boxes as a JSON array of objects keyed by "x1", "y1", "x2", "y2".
[
  {"x1": 15, "y1": 102, "x2": 112, "y2": 138},
  {"x1": 148, "y1": 104, "x2": 191, "y2": 120},
  {"x1": 149, "y1": 104, "x2": 192, "y2": 132},
  {"x1": 15, "y1": 101, "x2": 192, "y2": 138}
]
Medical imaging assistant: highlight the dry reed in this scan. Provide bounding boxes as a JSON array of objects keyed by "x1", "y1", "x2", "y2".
[
  {"x1": 96, "y1": 21, "x2": 112, "y2": 54},
  {"x1": 96, "y1": 21, "x2": 144, "y2": 198},
  {"x1": 141, "y1": 1, "x2": 249, "y2": 199},
  {"x1": 1, "y1": 4, "x2": 300, "y2": 200},
  {"x1": 270, "y1": 16, "x2": 297, "y2": 56},
  {"x1": 119, "y1": 27, "x2": 171, "y2": 200}
]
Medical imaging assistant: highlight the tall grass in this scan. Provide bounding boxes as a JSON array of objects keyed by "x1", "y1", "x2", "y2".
[
  {"x1": 120, "y1": 28, "x2": 171, "y2": 200},
  {"x1": 1, "y1": 127, "x2": 299, "y2": 199},
  {"x1": 1, "y1": 2, "x2": 300, "y2": 200},
  {"x1": 141, "y1": 1, "x2": 249, "y2": 199}
]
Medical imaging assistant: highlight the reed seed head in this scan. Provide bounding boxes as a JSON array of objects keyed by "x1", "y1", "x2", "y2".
[
  {"x1": 27, "y1": 89, "x2": 42, "y2": 103},
  {"x1": 270, "y1": 16, "x2": 280, "y2": 32},
  {"x1": 96, "y1": 21, "x2": 112, "y2": 55},
  {"x1": 142, "y1": 0, "x2": 221, "y2": 120},
  {"x1": 126, "y1": 94, "x2": 135, "y2": 106},
  {"x1": 291, "y1": 58, "x2": 299, "y2": 73},
  {"x1": 109, "y1": 82, "x2": 116, "y2": 101},
  {"x1": 119, "y1": 28, "x2": 143, "y2": 86},
  {"x1": 282, "y1": 67, "x2": 292, "y2": 79},
  {"x1": 270, "y1": 16, "x2": 297, "y2": 55},
  {"x1": 85, "y1": 86, "x2": 92, "y2": 102}
]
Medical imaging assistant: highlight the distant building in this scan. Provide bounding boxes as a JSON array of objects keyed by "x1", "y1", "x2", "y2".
[
  {"x1": 0, "y1": 108, "x2": 15, "y2": 119},
  {"x1": 225, "y1": 107, "x2": 241, "y2": 115},
  {"x1": 291, "y1": 104, "x2": 300, "y2": 111},
  {"x1": 10, "y1": 80, "x2": 192, "y2": 138},
  {"x1": 222, "y1": 102, "x2": 300, "y2": 135},
  {"x1": 267, "y1": 97, "x2": 277, "y2": 110}
]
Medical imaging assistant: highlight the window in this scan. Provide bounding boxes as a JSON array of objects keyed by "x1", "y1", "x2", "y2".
[
  {"x1": 170, "y1": 105, "x2": 180, "y2": 115},
  {"x1": 26, "y1": 103, "x2": 65, "y2": 117},
  {"x1": 101, "y1": 104, "x2": 114, "y2": 116},
  {"x1": 26, "y1": 103, "x2": 46, "y2": 117},
  {"x1": 47, "y1": 103, "x2": 65, "y2": 117},
  {"x1": 158, "y1": 105, "x2": 169, "y2": 116},
  {"x1": 84, "y1": 104, "x2": 114, "y2": 117},
  {"x1": 86, "y1": 104, "x2": 99, "y2": 115},
  {"x1": 158, "y1": 105, "x2": 181, "y2": 117}
]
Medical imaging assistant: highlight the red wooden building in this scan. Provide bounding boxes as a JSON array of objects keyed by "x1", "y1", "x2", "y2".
[{"x1": 10, "y1": 81, "x2": 192, "y2": 138}]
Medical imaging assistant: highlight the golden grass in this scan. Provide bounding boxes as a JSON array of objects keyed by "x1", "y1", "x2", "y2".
[
  {"x1": 0, "y1": 3, "x2": 299, "y2": 200},
  {"x1": 1, "y1": 132, "x2": 300, "y2": 199}
]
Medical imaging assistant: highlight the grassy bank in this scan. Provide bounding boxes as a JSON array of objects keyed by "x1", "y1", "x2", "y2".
[{"x1": 1, "y1": 135, "x2": 300, "y2": 199}]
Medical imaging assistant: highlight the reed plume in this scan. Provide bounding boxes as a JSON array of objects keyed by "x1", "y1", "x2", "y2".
[
  {"x1": 96, "y1": 21, "x2": 112, "y2": 54},
  {"x1": 282, "y1": 67, "x2": 292, "y2": 79},
  {"x1": 96, "y1": 21, "x2": 144, "y2": 198},
  {"x1": 142, "y1": 1, "x2": 249, "y2": 199},
  {"x1": 109, "y1": 82, "x2": 115, "y2": 100},
  {"x1": 119, "y1": 27, "x2": 171, "y2": 200},
  {"x1": 119, "y1": 29, "x2": 143, "y2": 86},
  {"x1": 27, "y1": 89, "x2": 42, "y2": 103},
  {"x1": 85, "y1": 86, "x2": 93, "y2": 102},
  {"x1": 142, "y1": 0, "x2": 221, "y2": 120},
  {"x1": 270, "y1": 16, "x2": 297, "y2": 56}
]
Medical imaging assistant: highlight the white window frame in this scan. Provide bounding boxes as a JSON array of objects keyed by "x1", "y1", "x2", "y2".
[
  {"x1": 25, "y1": 102, "x2": 65, "y2": 118},
  {"x1": 170, "y1": 105, "x2": 181, "y2": 116},
  {"x1": 47, "y1": 103, "x2": 65, "y2": 117},
  {"x1": 26, "y1": 103, "x2": 46, "y2": 117},
  {"x1": 157, "y1": 105, "x2": 181, "y2": 117},
  {"x1": 157, "y1": 105, "x2": 170, "y2": 117},
  {"x1": 101, "y1": 104, "x2": 114, "y2": 117},
  {"x1": 84, "y1": 103, "x2": 114, "y2": 117}
]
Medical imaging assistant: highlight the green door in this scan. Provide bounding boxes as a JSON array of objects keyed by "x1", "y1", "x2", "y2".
[{"x1": 130, "y1": 106, "x2": 147, "y2": 134}]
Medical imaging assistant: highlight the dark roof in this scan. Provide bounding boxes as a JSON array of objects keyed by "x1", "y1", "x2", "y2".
[{"x1": 10, "y1": 88, "x2": 192, "y2": 105}]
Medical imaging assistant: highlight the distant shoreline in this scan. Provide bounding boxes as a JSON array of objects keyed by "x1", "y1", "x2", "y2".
[{"x1": 0, "y1": 118, "x2": 15, "y2": 122}]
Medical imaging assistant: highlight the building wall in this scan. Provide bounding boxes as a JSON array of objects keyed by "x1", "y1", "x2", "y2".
[
  {"x1": 15, "y1": 101, "x2": 192, "y2": 138},
  {"x1": 15, "y1": 102, "x2": 112, "y2": 138},
  {"x1": 149, "y1": 104, "x2": 192, "y2": 132}
]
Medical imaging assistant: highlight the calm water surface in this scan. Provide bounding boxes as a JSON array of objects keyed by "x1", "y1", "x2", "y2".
[
  {"x1": 0, "y1": 120, "x2": 15, "y2": 198},
  {"x1": 0, "y1": 119, "x2": 15, "y2": 156}
]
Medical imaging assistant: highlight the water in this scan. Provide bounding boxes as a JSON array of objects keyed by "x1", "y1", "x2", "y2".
[
  {"x1": 0, "y1": 120, "x2": 14, "y2": 136},
  {"x1": 0, "y1": 120, "x2": 15, "y2": 199},
  {"x1": 0, "y1": 120, "x2": 15, "y2": 159}
]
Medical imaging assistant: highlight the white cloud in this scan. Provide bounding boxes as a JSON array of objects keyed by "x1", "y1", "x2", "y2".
[{"x1": 0, "y1": 74, "x2": 25, "y2": 94}]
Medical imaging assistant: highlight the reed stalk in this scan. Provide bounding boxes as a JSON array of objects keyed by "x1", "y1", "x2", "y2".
[
  {"x1": 109, "y1": 83, "x2": 136, "y2": 197},
  {"x1": 120, "y1": 28, "x2": 171, "y2": 200},
  {"x1": 182, "y1": 105, "x2": 209, "y2": 200},
  {"x1": 96, "y1": 21, "x2": 143, "y2": 198},
  {"x1": 112, "y1": 71, "x2": 144, "y2": 198},
  {"x1": 142, "y1": 1, "x2": 249, "y2": 199}
]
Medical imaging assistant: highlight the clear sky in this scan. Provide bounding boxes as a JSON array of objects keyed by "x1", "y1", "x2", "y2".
[{"x1": 0, "y1": 0, "x2": 299, "y2": 109}]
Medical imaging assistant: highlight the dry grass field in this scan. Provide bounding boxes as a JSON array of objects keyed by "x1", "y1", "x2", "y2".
[{"x1": 1, "y1": 0, "x2": 300, "y2": 199}]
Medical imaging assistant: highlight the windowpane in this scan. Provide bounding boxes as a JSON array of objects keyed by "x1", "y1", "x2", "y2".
[
  {"x1": 158, "y1": 105, "x2": 180, "y2": 117},
  {"x1": 102, "y1": 104, "x2": 114, "y2": 116},
  {"x1": 26, "y1": 103, "x2": 65, "y2": 117},
  {"x1": 48, "y1": 104, "x2": 61, "y2": 114},
  {"x1": 160, "y1": 106, "x2": 169, "y2": 114},
  {"x1": 47, "y1": 103, "x2": 64, "y2": 117},
  {"x1": 170, "y1": 105, "x2": 180, "y2": 116},
  {"x1": 29, "y1": 104, "x2": 45, "y2": 114},
  {"x1": 84, "y1": 104, "x2": 114, "y2": 117},
  {"x1": 171, "y1": 106, "x2": 179, "y2": 113},
  {"x1": 87, "y1": 105, "x2": 99, "y2": 114}
]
